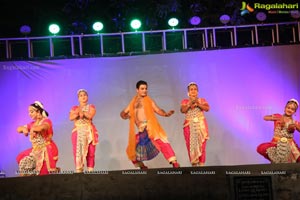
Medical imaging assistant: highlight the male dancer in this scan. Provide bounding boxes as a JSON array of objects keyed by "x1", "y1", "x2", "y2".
[{"x1": 120, "y1": 80, "x2": 180, "y2": 169}]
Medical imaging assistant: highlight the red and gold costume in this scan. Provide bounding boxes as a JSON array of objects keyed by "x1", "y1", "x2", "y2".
[
  {"x1": 16, "y1": 118, "x2": 58, "y2": 175},
  {"x1": 181, "y1": 98, "x2": 209, "y2": 165},
  {"x1": 71, "y1": 104, "x2": 98, "y2": 171},
  {"x1": 257, "y1": 113, "x2": 300, "y2": 163}
]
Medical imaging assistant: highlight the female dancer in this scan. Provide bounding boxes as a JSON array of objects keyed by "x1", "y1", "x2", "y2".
[
  {"x1": 69, "y1": 89, "x2": 98, "y2": 172},
  {"x1": 180, "y1": 82, "x2": 210, "y2": 166},
  {"x1": 257, "y1": 99, "x2": 300, "y2": 163},
  {"x1": 17, "y1": 101, "x2": 59, "y2": 176}
]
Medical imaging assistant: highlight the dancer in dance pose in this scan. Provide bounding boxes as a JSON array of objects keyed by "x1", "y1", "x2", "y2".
[
  {"x1": 257, "y1": 99, "x2": 300, "y2": 163},
  {"x1": 69, "y1": 89, "x2": 99, "y2": 172},
  {"x1": 17, "y1": 101, "x2": 59, "y2": 176},
  {"x1": 120, "y1": 80, "x2": 180, "y2": 169},
  {"x1": 180, "y1": 82, "x2": 210, "y2": 166}
]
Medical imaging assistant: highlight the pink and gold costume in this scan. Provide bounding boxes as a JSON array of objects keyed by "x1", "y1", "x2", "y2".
[
  {"x1": 257, "y1": 113, "x2": 300, "y2": 163},
  {"x1": 181, "y1": 98, "x2": 209, "y2": 165},
  {"x1": 16, "y1": 118, "x2": 58, "y2": 175},
  {"x1": 71, "y1": 104, "x2": 98, "y2": 171}
]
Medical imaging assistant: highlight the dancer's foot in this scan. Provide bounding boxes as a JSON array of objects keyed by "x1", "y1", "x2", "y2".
[
  {"x1": 192, "y1": 162, "x2": 204, "y2": 167},
  {"x1": 76, "y1": 168, "x2": 83, "y2": 173},
  {"x1": 133, "y1": 161, "x2": 148, "y2": 170},
  {"x1": 172, "y1": 161, "x2": 180, "y2": 168},
  {"x1": 139, "y1": 162, "x2": 148, "y2": 170},
  {"x1": 87, "y1": 167, "x2": 94, "y2": 172},
  {"x1": 192, "y1": 163, "x2": 199, "y2": 167}
]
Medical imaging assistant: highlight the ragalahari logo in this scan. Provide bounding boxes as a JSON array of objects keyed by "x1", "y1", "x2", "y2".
[
  {"x1": 240, "y1": 2, "x2": 254, "y2": 16},
  {"x1": 241, "y1": 2, "x2": 299, "y2": 15}
]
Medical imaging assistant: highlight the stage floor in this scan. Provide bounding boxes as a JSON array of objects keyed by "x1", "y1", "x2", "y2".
[{"x1": 1, "y1": 163, "x2": 300, "y2": 200}]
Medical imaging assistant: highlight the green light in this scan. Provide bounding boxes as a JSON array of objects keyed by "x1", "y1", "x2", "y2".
[
  {"x1": 48, "y1": 24, "x2": 60, "y2": 35},
  {"x1": 168, "y1": 18, "x2": 179, "y2": 28},
  {"x1": 92, "y1": 22, "x2": 104, "y2": 32},
  {"x1": 130, "y1": 19, "x2": 142, "y2": 30}
]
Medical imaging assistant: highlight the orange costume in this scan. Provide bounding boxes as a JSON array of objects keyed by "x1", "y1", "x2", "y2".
[{"x1": 126, "y1": 96, "x2": 177, "y2": 164}]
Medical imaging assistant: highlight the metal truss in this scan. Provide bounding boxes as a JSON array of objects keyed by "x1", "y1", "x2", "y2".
[{"x1": 0, "y1": 21, "x2": 299, "y2": 60}]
